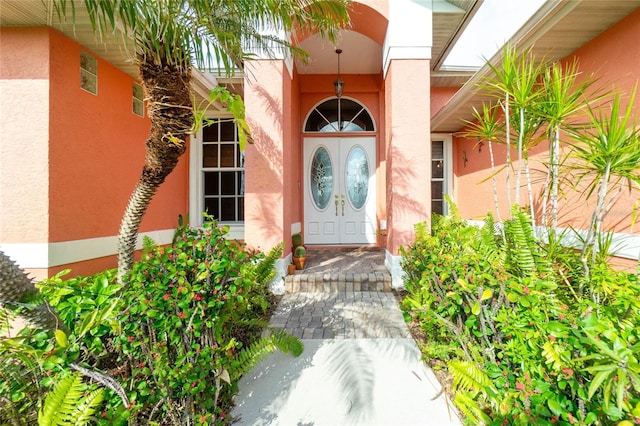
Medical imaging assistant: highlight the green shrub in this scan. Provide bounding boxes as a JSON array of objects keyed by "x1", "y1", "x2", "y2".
[
  {"x1": 117, "y1": 218, "x2": 300, "y2": 425},
  {"x1": 401, "y1": 208, "x2": 640, "y2": 425},
  {"x1": 1, "y1": 217, "x2": 298, "y2": 425}
]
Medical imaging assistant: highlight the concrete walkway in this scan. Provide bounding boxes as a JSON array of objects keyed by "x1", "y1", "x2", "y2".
[{"x1": 231, "y1": 249, "x2": 462, "y2": 426}]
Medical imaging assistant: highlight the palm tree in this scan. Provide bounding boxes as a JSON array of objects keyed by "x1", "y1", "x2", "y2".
[
  {"x1": 0, "y1": 251, "x2": 64, "y2": 332},
  {"x1": 55, "y1": 0, "x2": 350, "y2": 283},
  {"x1": 536, "y1": 59, "x2": 597, "y2": 231}
]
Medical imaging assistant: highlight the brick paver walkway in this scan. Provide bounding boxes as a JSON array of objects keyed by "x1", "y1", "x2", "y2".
[
  {"x1": 273, "y1": 248, "x2": 409, "y2": 339},
  {"x1": 284, "y1": 247, "x2": 392, "y2": 292},
  {"x1": 268, "y1": 292, "x2": 411, "y2": 339}
]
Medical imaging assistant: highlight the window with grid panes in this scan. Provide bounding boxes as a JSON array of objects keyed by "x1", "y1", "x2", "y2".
[
  {"x1": 202, "y1": 119, "x2": 244, "y2": 222},
  {"x1": 431, "y1": 140, "x2": 445, "y2": 215}
]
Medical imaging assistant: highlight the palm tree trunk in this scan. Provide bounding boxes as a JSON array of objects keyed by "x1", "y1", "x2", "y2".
[
  {"x1": 117, "y1": 59, "x2": 193, "y2": 284},
  {"x1": 488, "y1": 140, "x2": 503, "y2": 224},
  {"x1": 581, "y1": 161, "x2": 611, "y2": 283},
  {"x1": 515, "y1": 107, "x2": 524, "y2": 206},
  {"x1": 550, "y1": 125, "x2": 560, "y2": 231},
  {"x1": 524, "y1": 155, "x2": 535, "y2": 224},
  {"x1": 117, "y1": 181, "x2": 159, "y2": 281},
  {"x1": 504, "y1": 97, "x2": 512, "y2": 211},
  {"x1": 0, "y1": 251, "x2": 66, "y2": 332}
]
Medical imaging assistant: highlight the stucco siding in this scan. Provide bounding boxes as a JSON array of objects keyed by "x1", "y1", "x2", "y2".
[{"x1": 0, "y1": 27, "x2": 50, "y2": 244}]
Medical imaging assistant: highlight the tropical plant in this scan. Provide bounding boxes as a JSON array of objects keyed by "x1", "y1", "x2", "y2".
[
  {"x1": 535, "y1": 59, "x2": 598, "y2": 230},
  {"x1": 38, "y1": 373, "x2": 104, "y2": 426},
  {"x1": 54, "y1": 0, "x2": 351, "y2": 283},
  {"x1": 0, "y1": 251, "x2": 65, "y2": 333},
  {"x1": 117, "y1": 217, "x2": 301, "y2": 424},
  {"x1": 567, "y1": 85, "x2": 640, "y2": 283},
  {"x1": 294, "y1": 245, "x2": 306, "y2": 258},
  {"x1": 401, "y1": 205, "x2": 640, "y2": 425},
  {"x1": 481, "y1": 45, "x2": 547, "y2": 217},
  {"x1": 292, "y1": 232, "x2": 304, "y2": 249},
  {"x1": 463, "y1": 103, "x2": 506, "y2": 224}
]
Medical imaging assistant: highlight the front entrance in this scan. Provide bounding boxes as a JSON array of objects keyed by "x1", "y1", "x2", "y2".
[{"x1": 304, "y1": 137, "x2": 376, "y2": 245}]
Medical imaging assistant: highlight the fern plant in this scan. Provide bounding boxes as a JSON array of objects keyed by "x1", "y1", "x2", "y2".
[
  {"x1": 38, "y1": 373, "x2": 104, "y2": 426},
  {"x1": 448, "y1": 360, "x2": 497, "y2": 425},
  {"x1": 230, "y1": 329, "x2": 303, "y2": 381}
]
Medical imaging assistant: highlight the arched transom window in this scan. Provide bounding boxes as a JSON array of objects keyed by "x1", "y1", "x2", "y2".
[{"x1": 304, "y1": 98, "x2": 375, "y2": 132}]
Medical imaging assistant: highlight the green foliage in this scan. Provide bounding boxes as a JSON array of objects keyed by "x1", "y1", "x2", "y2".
[
  {"x1": 38, "y1": 373, "x2": 104, "y2": 426},
  {"x1": 401, "y1": 205, "x2": 640, "y2": 425},
  {"x1": 0, "y1": 338, "x2": 44, "y2": 425},
  {"x1": 292, "y1": 232, "x2": 304, "y2": 249},
  {"x1": 2, "y1": 217, "x2": 292, "y2": 425},
  {"x1": 294, "y1": 245, "x2": 306, "y2": 258},
  {"x1": 118, "y1": 217, "x2": 298, "y2": 424},
  {"x1": 231, "y1": 330, "x2": 303, "y2": 382}
]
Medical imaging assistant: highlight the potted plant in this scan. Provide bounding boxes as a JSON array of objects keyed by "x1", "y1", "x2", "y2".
[
  {"x1": 292, "y1": 232, "x2": 303, "y2": 252},
  {"x1": 293, "y1": 245, "x2": 306, "y2": 270},
  {"x1": 287, "y1": 263, "x2": 296, "y2": 275}
]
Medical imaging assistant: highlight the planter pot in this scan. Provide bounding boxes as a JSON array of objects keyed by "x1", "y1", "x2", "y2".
[
  {"x1": 287, "y1": 264, "x2": 296, "y2": 275},
  {"x1": 293, "y1": 256, "x2": 306, "y2": 270}
]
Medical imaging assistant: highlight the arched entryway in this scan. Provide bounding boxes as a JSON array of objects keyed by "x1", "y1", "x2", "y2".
[{"x1": 303, "y1": 97, "x2": 376, "y2": 245}]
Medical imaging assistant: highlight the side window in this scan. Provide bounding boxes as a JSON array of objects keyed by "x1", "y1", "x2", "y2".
[
  {"x1": 80, "y1": 52, "x2": 97, "y2": 95},
  {"x1": 431, "y1": 139, "x2": 452, "y2": 216},
  {"x1": 201, "y1": 119, "x2": 244, "y2": 222},
  {"x1": 132, "y1": 83, "x2": 144, "y2": 117}
]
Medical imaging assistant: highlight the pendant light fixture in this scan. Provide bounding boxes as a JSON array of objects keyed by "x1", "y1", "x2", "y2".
[{"x1": 333, "y1": 48, "x2": 344, "y2": 98}]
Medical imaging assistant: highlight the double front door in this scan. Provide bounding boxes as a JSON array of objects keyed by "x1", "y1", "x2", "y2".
[{"x1": 303, "y1": 137, "x2": 376, "y2": 245}]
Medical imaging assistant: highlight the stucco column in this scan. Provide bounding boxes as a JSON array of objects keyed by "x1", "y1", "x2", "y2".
[
  {"x1": 385, "y1": 60, "x2": 431, "y2": 273},
  {"x1": 383, "y1": 0, "x2": 432, "y2": 288},
  {"x1": 243, "y1": 60, "x2": 288, "y2": 254}
]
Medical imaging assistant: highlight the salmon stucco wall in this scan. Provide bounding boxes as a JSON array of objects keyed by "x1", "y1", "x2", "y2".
[
  {"x1": 385, "y1": 59, "x2": 431, "y2": 255},
  {"x1": 0, "y1": 27, "x2": 50, "y2": 244},
  {"x1": 453, "y1": 8, "x2": 640, "y2": 237},
  {"x1": 244, "y1": 60, "x2": 287, "y2": 253},
  {"x1": 431, "y1": 86, "x2": 459, "y2": 118}
]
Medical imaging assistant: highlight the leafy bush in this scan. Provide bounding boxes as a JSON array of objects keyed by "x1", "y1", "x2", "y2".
[
  {"x1": 117, "y1": 219, "x2": 300, "y2": 425},
  {"x1": 1, "y1": 217, "x2": 297, "y2": 425},
  {"x1": 401, "y1": 208, "x2": 640, "y2": 425}
]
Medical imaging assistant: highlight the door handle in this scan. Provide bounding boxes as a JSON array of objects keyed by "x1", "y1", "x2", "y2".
[
  {"x1": 341, "y1": 194, "x2": 345, "y2": 216},
  {"x1": 335, "y1": 195, "x2": 339, "y2": 216}
]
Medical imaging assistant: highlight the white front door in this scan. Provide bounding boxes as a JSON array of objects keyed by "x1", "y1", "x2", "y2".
[{"x1": 304, "y1": 137, "x2": 376, "y2": 245}]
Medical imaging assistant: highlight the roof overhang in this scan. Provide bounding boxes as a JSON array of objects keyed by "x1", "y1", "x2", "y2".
[
  {"x1": 0, "y1": 0, "x2": 237, "y2": 111},
  {"x1": 431, "y1": 0, "x2": 640, "y2": 133}
]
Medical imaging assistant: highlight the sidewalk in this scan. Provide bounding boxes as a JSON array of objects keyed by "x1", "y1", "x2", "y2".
[{"x1": 231, "y1": 290, "x2": 462, "y2": 425}]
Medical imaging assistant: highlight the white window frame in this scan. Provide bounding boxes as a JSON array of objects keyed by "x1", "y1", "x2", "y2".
[
  {"x1": 431, "y1": 133, "x2": 453, "y2": 216},
  {"x1": 189, "y1": 117, "x2": 245, "y2": 239}
]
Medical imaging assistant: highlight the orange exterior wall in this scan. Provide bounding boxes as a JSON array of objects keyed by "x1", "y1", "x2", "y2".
[
  {"x1": 453, "y1": 9, "x2": 640, "y2": 235},
  {"x1": 1, "y1": 27, "x2": 189, "y2": 278},
  {"x1": 431, "y1": 86, "x2": 459, "y2": 118},
  {"x1": 47, "y1": 28, "x2": 188, "y2": 243}
]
